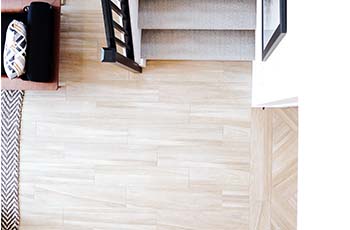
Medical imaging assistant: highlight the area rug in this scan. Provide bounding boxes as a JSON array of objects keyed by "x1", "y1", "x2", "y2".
[{"x1": 1, "y1": 90, "x2": 24, "y2": 230}]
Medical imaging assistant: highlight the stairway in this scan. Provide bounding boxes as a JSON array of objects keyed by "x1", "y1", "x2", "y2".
[{"x1": 138, "y1": 0, "x2": 256, "y2": 62}]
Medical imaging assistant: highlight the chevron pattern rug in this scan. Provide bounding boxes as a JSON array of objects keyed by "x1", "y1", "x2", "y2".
[{"x1": 1, "y1": 90, "x2": 24, "y2": 230}]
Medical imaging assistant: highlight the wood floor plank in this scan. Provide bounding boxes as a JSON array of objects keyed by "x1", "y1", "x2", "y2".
[
  {"x1": 17, "y1": 1, "x2": 298, "y2": 229},
  {"x1": 158, "y1": 145, "x2": 249, "y2": 170}
]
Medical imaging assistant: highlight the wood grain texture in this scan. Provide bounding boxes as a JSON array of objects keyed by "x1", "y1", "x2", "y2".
[
  {"x1": 18, "y1": 0, "x2": 252, "y2": 229},
  {"x1": 271, "y1": 108, "x2": 298, "y2": 230},
  {"x1": 250, "y1": 108, "x2": 298, "y2": 230},
  {"x1": 250, "y1": 109, "x2": 272, "y2": 230}
]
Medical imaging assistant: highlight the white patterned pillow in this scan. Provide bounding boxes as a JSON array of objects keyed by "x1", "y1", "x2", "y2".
[{"x1": 3, "y1": 20, "x2": 27, "y2": 79}]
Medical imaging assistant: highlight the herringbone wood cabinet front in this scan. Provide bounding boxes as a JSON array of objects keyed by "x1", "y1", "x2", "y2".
[{"x1": 250, "y1": 108, "x2": 298, "y2": 230}]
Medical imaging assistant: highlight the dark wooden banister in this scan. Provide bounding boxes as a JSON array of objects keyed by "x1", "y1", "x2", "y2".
[{"x1": 100, "y1": 0, "x2": 142, "y2": 73}]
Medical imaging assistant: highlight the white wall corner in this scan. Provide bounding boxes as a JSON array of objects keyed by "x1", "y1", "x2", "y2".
[
  {"x1": 128, "y1": 0, "x2": 142, "y2": 65},
  {"x1": 252, "y1": 0, "x2": 299, "y2": 108},
  {"x1": 139, "y1": 58, "x2": 147, "y2": 67}
]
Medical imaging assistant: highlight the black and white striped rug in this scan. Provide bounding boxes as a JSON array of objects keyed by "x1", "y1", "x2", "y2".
[{"x1": 1, "y1": 90, "x2": 24, "y2": 230}]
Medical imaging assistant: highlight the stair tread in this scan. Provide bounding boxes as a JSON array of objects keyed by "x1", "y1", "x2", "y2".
[
  {"x1": 141, "y1": 30, "x2": 255, "y2": 61},
  {"x1": 139, "y1": 0, "x2": 256, "y2": 30}
]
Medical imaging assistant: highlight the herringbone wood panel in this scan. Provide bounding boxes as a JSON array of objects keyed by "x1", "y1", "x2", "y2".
[
  {"x1": 271, "y1": 108, "x2": 298, "y2": 230},
  {"x1": 250, "y1": 108, "x2": 298, "y2": 230}
]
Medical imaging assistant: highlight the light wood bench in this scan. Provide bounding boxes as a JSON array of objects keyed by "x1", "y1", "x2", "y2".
[{"x1": 1, "y1": 0, "x2": 60, "y2": 90}]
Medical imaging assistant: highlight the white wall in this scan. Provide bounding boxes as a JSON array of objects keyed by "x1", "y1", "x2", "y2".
[
  {"x1": 252, "y1": 0, "x2": 300, "y2": 107},
  {"x1": 128, "y1": 0, "x2": 141, "y2": 64},
  {"x1": 252, "y1": 0, "x2": 350, "y2": 229}
]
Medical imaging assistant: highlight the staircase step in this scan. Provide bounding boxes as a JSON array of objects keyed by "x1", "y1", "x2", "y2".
[
  {"x1": 141, "y1": 30, "x2": 255, "y2": 61},
  {"x1": 139, "y1": 0, "x2": 256, "y2": 30}
]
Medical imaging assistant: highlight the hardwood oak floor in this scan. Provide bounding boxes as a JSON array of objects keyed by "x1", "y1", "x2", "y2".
[
  {"x1": 18, "y1": 1, "x2": 298, "y2": 229},
  {"x1": 19, "y1": 1, "x2": 252, "y2": 229}
]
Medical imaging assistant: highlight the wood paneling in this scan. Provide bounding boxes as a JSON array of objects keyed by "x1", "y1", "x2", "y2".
[
  {"x1": 19, "y1": 1, "x2": 252, "y2": 229},
  {"x1": 250, "y1": 108, "x2": 298, "y2": 230},
  {"x1": 271, "y1": 108, "x2": 298, "y2": 230},
  {"x1": 250, "y1": 109, "x2": 272, "y2": 230}
]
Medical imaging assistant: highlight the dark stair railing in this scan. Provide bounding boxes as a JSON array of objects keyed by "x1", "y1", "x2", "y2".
[{"x1": 101, "y1": 0, "x2": 142, "y2": 73}]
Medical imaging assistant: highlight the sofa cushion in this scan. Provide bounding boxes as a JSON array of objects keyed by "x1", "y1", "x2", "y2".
[{"x1": 26, "y1": 2, "x2": 53, "y2": 82}]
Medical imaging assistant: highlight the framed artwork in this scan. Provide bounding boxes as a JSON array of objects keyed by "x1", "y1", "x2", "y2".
[{"x1": 262, "y1": 0, "x2": 287, "y2": 61}]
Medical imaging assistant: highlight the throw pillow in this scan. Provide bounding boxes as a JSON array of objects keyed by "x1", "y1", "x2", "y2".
[{"x1": 3, "y1": 20, "x2": 27, "y2": 79}]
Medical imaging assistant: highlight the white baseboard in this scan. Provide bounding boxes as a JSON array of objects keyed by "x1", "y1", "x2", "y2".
[
  {"x1": 139, "y1": 58, "x2": 147, "y2": 67},
  {"x1": 253, "y1": 97, "x2": 298, "y2": 108}
]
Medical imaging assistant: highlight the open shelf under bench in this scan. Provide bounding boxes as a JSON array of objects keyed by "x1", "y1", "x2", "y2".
[{"x1": 1, "y1": 75, "x2": 58, "y2": 90}]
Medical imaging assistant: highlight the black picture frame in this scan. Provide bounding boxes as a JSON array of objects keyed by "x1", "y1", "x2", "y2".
[{"x1": 262, "y1": 0, "x2": 287, "y2": 61}]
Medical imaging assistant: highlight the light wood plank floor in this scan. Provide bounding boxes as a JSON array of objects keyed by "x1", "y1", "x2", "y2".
[
  {"x1": 19, "y1": 1, "x2": 253, "y2": 229},
  {"x1": 250, "y1": 108, "x2": 298, "y2": 230}
]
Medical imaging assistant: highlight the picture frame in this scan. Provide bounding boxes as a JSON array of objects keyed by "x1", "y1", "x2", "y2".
[{"x1": 262, "y1": 0, "x2": 287, "y2": 61}]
